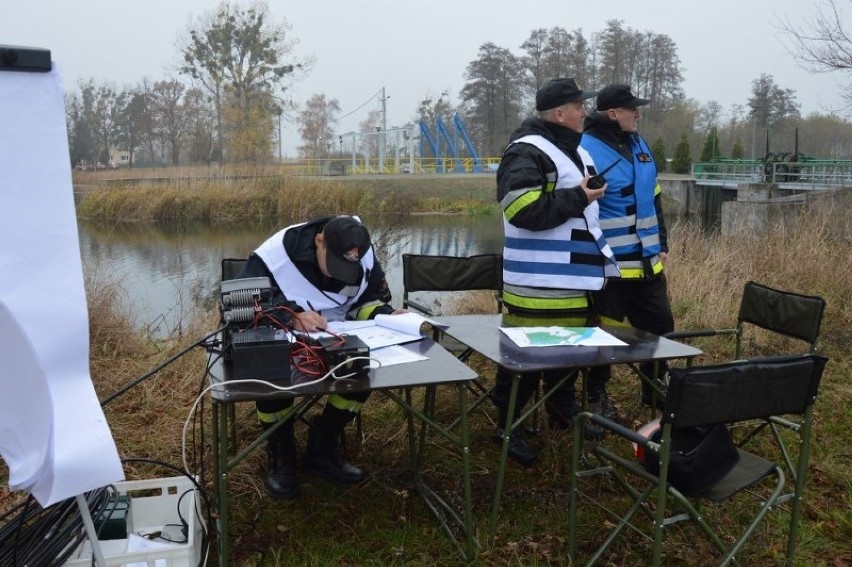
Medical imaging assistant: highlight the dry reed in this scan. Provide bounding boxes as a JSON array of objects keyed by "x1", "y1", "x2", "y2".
[{"x1": 75, "y1": 170, "x2": 498, "y2": 223}]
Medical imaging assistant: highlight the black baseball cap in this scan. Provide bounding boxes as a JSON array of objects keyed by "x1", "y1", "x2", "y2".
[
  {"x1": 322, "y1": 216, "x2": 370, "y2": 284},
  {"x1": 535, "y1": 78, "x2": 598, "y2": 111},
  {"x1": 596, "y1": 84, "x2": 650, "y2": 110}
]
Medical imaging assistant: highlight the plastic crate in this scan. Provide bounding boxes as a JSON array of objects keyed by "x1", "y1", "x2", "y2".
[{"x1": 64, "y1": 476, "x2": 204, "y2": 567}]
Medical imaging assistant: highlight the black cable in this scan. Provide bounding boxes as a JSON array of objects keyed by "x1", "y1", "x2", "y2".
[
  {"x1": 0, "y1": 446, "x2": 215, "y2": 564},
  {"x1": 190, "y1": 354, "x2": 217, "y2": 484},
  {"x1": 0, "y1": 485, "x2": 114, "y2": 566},
  {"x1": 100, "y1": 324, "x2": 226, "y2": 407}
]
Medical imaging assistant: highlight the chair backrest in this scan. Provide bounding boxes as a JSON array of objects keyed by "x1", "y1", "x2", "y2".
[
  {"x1": 401, "y1": 253, "x2": 503, "y2": 315},
  {"x1": 664, "y1": 354, "x2": 827, "y2": 429},
  {"x1": 221, "y1": 258, "x2": 248, "y2": 282},
  {"x1": 738, "y1": 281, "x2": 825, "y2": 352}
]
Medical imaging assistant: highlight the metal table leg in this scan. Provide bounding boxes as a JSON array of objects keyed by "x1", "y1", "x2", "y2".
[{"x1": 381, "y1": 383, "x2": 477, "y2": 560}]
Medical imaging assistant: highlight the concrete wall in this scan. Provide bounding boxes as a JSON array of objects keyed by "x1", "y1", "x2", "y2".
[
  {"x1": 658, "y1": 175, "x2": 695, "y2": 217},
  {"x1": 659, "y1": 174, "x2": 852, "y2": 237},
  {"x1": 721, "y1": 200, "x2": 802, "y2": 235}
]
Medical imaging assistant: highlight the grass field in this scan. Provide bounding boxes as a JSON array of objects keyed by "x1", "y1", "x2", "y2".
[{"x1": 2, "y1": 173, "x2": 851, "y2": 565}]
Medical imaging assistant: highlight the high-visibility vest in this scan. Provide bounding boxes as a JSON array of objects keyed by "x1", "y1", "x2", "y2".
[
  {"x1": 581, "y1": 133, "x2": 663, "y2": 279},
  {"x1": 501, "y1": 135, "x2": 619, "y2": 311}
]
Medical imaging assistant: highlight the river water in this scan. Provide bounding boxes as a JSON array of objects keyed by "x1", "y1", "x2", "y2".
[{"x1": 78, "y1": 214, "x2": 504, "y2": 336}]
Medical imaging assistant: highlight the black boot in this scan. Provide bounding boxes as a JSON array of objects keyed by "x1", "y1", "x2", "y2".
[
  {"x1": 492, "y1": 409, "x2": 537, "y2": 466},
  {"x1": 584, "y1": 390, "x2": 619, "y2": 441},
  {"x1": 544, "y1": 372, "x2": 580, "y2": 431},
  {"x1": 263, "y1": 422, "x2": 297, "y2": 500},
  {"x1": 303, "y1": 417, "x2": 365, "y2": 485}
]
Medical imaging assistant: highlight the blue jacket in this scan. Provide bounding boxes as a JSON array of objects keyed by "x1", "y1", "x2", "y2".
[{"x1": 582, "y1": 113, "x2": 668, "y2": 279}]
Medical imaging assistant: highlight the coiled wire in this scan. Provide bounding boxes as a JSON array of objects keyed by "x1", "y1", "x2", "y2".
[{"x1": 0, "y1": 485, "x2": 114, "y2": 566}]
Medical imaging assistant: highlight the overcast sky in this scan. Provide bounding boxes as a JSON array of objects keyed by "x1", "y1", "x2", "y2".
[{"x1": 2, "y1": 0, "x2": 848, "y2": 156}]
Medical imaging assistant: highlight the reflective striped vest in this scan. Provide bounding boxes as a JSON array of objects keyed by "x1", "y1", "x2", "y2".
[
  {"x1": 501, "y1": 135, "x2": 619, "y2": 311},
  {"x1": 581, "y1": 133, "x2": 663, "y2": 279}
]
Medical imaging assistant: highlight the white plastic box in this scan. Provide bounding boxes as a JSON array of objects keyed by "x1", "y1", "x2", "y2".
[{"x1": 64, "y1": 476, "x2": 204, "y2": 567}]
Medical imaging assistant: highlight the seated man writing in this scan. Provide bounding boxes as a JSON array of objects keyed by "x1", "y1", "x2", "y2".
[{"x1": 236, "y1": 214, "x2": 400, "y2": 500}]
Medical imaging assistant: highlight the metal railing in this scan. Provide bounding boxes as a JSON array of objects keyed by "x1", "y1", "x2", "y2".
[
  {"x1": 274, "y1": 157, "x2": 501, "y2": 176},
  {"x1": 692, "y1": 159, "x2": 852, "y2": 189}
]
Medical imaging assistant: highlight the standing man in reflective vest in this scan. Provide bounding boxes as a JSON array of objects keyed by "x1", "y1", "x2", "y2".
[
  {"x1": 494, "y1": 77, "x2": 620, "y2": 466},
  {"x1": 582, "y1": 84, "x2": 675, "y2": 408},
  {"x1": 237, "y1": 215, "x2": 398, "y2": 500}
]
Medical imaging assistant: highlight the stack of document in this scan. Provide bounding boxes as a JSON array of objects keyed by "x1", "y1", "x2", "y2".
[{"x1": 323, "y1": 312, "x2": 428, "y2": 349}]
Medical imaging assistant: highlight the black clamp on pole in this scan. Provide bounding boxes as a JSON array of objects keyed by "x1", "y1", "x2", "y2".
[{"x1": 0, "y1": 45, "x2": 52, "y2": 72}]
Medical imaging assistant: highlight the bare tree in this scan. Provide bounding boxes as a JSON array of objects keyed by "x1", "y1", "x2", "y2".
[
  {"x1": 415, "y1": 90, "x2": 456, "y2": 126},
  {"x1": 179, "y1": 0, "x2": 308, "y2": 162},
  {"x1": 297, "y1": 93, "x2": 341, "y2": 159},
  {"x1": 148, "y1": 79, "x2": 204, "y2": 165},
  {"x1": 77, "y1": 79, "x2": 127, "y2": 167},
  {"x1": 696, "y1": 100, "x2": 724, "y2": 133},
  {"x1": 780, "y1": 0, "x2": 852, "y2": 108}
]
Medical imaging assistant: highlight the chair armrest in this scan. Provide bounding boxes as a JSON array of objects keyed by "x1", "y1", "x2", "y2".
[
  {"x1": 665, "y1": 328, "x2": 739, "y2": 341},
  {"x1": 576, "y1": 411, "x2": 654, "y2": 448}
]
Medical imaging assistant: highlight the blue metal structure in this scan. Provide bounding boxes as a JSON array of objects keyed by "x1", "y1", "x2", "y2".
[
  {"x1": 419, "y1": 114, "x2": 483, "y2": 173},
  {"x1": 419, "y1": 119, "x2": 443, "y2": 172},
  {"x1": 452, "y1": 113, "x2": 483, "y2": 173},
  {"x1": 436, "y1": 115, "x2": 464, "y2": 173}
]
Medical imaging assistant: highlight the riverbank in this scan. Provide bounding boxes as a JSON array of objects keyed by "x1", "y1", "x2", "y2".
[{"x1": 75, "y1": 171, "x2": 500, "y2": 222}]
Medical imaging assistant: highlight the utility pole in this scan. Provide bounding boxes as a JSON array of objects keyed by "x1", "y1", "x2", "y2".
[{"x1": 379, "y1": 87, "x2": 387, "y2": 173}]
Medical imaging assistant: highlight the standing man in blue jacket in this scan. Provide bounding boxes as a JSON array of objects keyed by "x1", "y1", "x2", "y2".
[
  {"x1": 582, "y1": 84, "x2": 674, "y2": 408},
  {"x1": 493, "y1": 78, "x2": 620, "y2": 466}
]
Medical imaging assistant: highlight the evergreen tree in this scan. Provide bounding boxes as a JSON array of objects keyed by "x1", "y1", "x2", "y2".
[
  {"x1": 731, "y1": 138, "x2": 745, "y2": 159},
  {"x1": 672, "y1": 133, "x2": 692, "y2": 173},
  {"x1": 699, "y1": 127, "x2": 722, "y2": 161},
  {"x1": 651, "y1": 136, "x2": 666, "y2": 172}
]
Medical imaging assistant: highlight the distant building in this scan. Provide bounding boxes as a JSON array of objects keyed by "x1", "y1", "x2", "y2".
[{"x1": 108, "y1": 149, "x2": 131, "y2": 168}]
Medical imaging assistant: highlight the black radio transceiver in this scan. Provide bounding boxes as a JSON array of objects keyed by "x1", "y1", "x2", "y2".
[{"x1": 318, "y1": 335, "x2": 371, "y2": 378}]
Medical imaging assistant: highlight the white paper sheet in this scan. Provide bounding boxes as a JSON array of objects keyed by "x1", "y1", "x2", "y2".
[
  {"x1": 0, "y1": 63, "x2": 124, "y2": 505},
  {"x1": 368, "y1": 345, "x2": 429, "y2": 368}
]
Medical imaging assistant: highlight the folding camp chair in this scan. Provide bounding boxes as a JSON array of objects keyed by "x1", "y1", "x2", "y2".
[
  {"x1": 639, "y1": 281, "x2": 825, "y2": 410},
  {"x1": 401, "y1": 253, "x2": 503, "y2": 418},
  {"x1": 667, "y1": 280, "x2": 825, "y2": 360},
  {"x1": 666, "y1": 280, "x2": 826, "y2": 474},
  {"x1": 402, "y1": 253, "x2": 503, "y2": 321},
  {"x1": 402, "y1": 253, "x2": 503, "y2": 358},
  {"x1": 569, "y1": 354, "x2": 828, "y2": 566}
]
